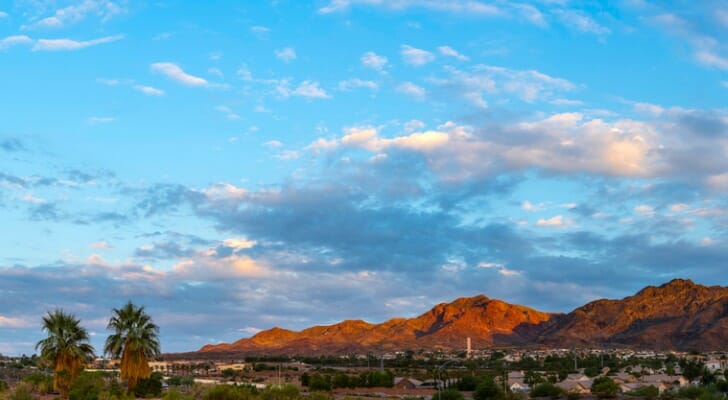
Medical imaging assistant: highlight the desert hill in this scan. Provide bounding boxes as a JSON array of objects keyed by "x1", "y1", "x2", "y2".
[{"x1": 198, "y1": 279, "x2": 727, "y2": 355}]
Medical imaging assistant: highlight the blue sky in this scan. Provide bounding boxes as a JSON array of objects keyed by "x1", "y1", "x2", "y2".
[{"x1": 1, "y1": 0, "x2": 727, "y2": 355}]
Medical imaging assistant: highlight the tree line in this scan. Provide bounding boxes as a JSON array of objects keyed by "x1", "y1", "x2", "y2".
[{"x1": 30, "y1": 301, "x2": 160, "y2": 398}]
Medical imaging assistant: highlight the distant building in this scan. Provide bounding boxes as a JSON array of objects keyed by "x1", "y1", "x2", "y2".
[{"x1": 394, "y1": 377, "x2": 424, "y2": 389}]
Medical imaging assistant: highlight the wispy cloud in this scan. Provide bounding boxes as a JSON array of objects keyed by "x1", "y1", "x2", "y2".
[
  {"x1": 361, "y1": 51, "x2": 388, "y2": 71},
  {"x1": 338, "y1": 78, "x2": 378, "y2": 91},
  {"x1": 216, "y1": 106, "x2": 240, "y2": 120},
  {"x1": 556, "y1": 10, "x2": 610, "y2": 35},
  {"x1": 134, "y1": 85, "x2": 165, "y2": 96},
  {"x1": 87, "y1": 116, "x2": 115, "y2": 125},
  {"x1": 397, "y1": 81, "x2": 427, "y2": 100},
  {"x1": 438, "y1": 45, "x2": 469, "y2": 61},
  {"x1": 536, "y1": 215, "x2": 573, "y2": 227},
  {"x1": 275, "y1": 47, "x2": 297, "y2": 63},
  {"x1": 23, "y1": 0, "x2": 126, "y2": 29},
  {"x1": 32, "y1": 35, "x2": 124, "y2": 51},
  {"x1": 0, "y1": 35, "x2": 33, "y2": 50},
  {"x1": 151, "y1": 62, "x2": 209, "y2": 87},
  {"x1": 291, "y1": 81, "x2": 331, "y2": 99},
  {"x1": 320, "y1": 0, "x2": 500, "y2": 15},
  {"x1": 401, "y1": 44, "x2": 435, "y2": 66}
]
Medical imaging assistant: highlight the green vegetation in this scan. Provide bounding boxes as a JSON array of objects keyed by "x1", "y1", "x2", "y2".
[
  {"x1": 36, "y1": 310, "x2": 95, "y2": 398},
  {"x1": 530, "y1": 382, "x2": 564, "y2": 398},
  {"x1": 591, "y1": 376, "x2": 619, "y2": 398},
  {"x1": 68, "y1": 372, "x2": 106, "y2": 400},
  {"x1": 104, "y1": 301, "x2": 161, "y2": 389},
  {"x1": 5, "y1": 383, "x2": 34, "y2": 400},
  {"x1": 627, "y1": 384, "x2": 658, "y2": 399},
  {"x1": 300, "y1": 370, "x2": 393, "y2": 390},
  {"x1": 473, "y1": 377, "x2": 504, "y2": 400}
]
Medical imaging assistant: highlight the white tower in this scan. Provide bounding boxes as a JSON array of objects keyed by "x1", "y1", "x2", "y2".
[{"x1": 467, "y1": 337, "x2": 472, "y2": 359}]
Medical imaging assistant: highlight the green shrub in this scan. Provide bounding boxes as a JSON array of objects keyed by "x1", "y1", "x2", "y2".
[
  {"x1": 628, "y1": 385, "x2": 659, "y2": 399},
  {"x1": 677, "y1": 386, "x2": 706, "y2": 400},
  {"x1": 22, "y1": 372, "x2": 52, "y2": 394},
  {"x1": 473, "y1": 377, "x2": 504, "y2": 400},
  {"x1": 7, "y1": 383, "x2": 34, "y2": 400},
  {"x1": 591, "y1": 377, "x2": 619, "y2": 398},
  {"x1": 134, "y1": 372, "x2": 163, "y2": 398},
  {"x1": 163, "y1": 389, "x2": 194, "y2": 400},
  {"x1": 69, "y1": 372, "x2": 106, "y2": 400},
  {"x1": 260, "y1": 384, "x2": 299, "y2": 400},
  {"x1": 203, "y1": 385, "x2": 255, "y2": 400},
  {"x1": 306, "y1": 392, "x2": 332, "y2": 400},
  {"x1": 530, "y1": 382, "x2": 564, "y2": 398}
]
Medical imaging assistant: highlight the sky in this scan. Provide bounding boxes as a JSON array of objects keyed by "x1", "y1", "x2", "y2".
[{"x1": 0, "y1": 0, "x2": 727, "y2": 356}]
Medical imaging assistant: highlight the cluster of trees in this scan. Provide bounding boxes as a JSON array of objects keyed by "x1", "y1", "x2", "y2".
[
  {"x1": 300, "y1": 370, "x2": 394, "y2": 391},
  {"x1": 31, "y1": 301, "x2": 161, "y2": 398}
]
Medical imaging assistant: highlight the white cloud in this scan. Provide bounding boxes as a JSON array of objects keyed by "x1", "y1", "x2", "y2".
[
  {"x1": 151, "y1": 62, "x2": 208, "y2": 87},
  {"x1": 275, "y1": 150, "x2": 300, "y2": 160},
  {"x1": 536, "y1": 215, "x2": 573, "y2": 227},
  {"x1": 319, "y1": 0, "x2": 500, "y2": 15},
  {"x1": 404, "y1": 120, "x2": 425, "y2": 132},
  {"x1": 556, "y1": 10, "x2": 610, "y2": 35},
  {"x1": 24, "y1": 0, "x2": 126, "y2": 29},
  {"x1": 722, "y1": 81, "x2": 728, "y2": 89},
  {"x1": 338, "y1": 78, "x2": 378, "y2": 91},
  {"x1": 251, "y1": 26, "x2": 271, "y2": 34},
  {"x1": 134, "y1": 85, "x2": 165, "y2": 96},
  {"x1": 634, "y1": 204, "x2": 655, "y2": 217},
  {"x1": 222, "y1": 238, "x2": 257, "y2": 250},
  {"x1": 695, "y1": 49, "x2": 728, "y2": 70},
  {"x1": 22, "y1": 193, "x2": 45, "y2": 204},
  {"x1": 275, "y1": 47, "x2": 297, "y2": 63},
  {"x1": 97, "y1": 78, "x2": 122, "y2": 86},
  {"x1": 521, "y1": 200, "x2": 545, "y2": 212},
  {"x1": 397, "y1": 81, "x2": 426, "y2": 100},
  {"x1": 401, "y1": 44, "x2": 435, "y2": 66},
  {"x1": 263, "y1": 140, "x2": 283, "y2": 148},
  {"x1": 434, "y1": 65, "x2": 575, "y2": 106},
  {"x1": 512, "y1": 3, "x2": 547, "y2": 27},
  {"x1": 308, "y1": 112, "x2": 666, "y2": 181},
  {"x1": 203, "y1": 183, "x2": 247, "y2": 201},
  {"x1": 361, "y1": 51, "x2": 388, "y2": 71},
  {"x1": 0, "y1": 35, "x2": 33, "y2": 50},
  {"x1": 633, "y1": 102, "x2": 664, "y2": 116},
  {"x1": 438, "y1": 45, "x2": 469, "y2": 61},
  {"x1": 239, "y1": 327, "x2": 262, "y2": 335},
  {"x1": 87, "y1": 116, "x2": 115, "y2": 125},
  {"x1": 477, "y1": 262, "x2": 521, "y2": 277},
  {"x1": 90, "y1": 241, "x2": 112, "y2": 250},
  {"x1": 0, "y1": 315, "x2": 34, "y2": 329},
  {"x1": 0, "y1": 11, "x2": 7, "y2": 18},
  {"x1": 32, "y1": 34, "x2": 124, "y2": 51},
  {"x1": 216, "y1": 106, "x2": 240, "y2": 120},
  {"x1": 291, "y1": 81, "x2": 331, "y2": 99}
]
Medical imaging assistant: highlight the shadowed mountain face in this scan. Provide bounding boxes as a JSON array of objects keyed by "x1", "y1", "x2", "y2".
[
  {"x1": 200, "y1": 295, "x2": 555, "y2": 355},
  {"x1": 198, "y1": 279, "x2": 728, "y2": 355},
  {"x1": 536, "y1": 279, "x2": 728, "y2": 350}
]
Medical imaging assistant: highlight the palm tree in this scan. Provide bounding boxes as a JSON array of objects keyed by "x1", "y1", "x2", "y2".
[
  {"x1": 104, "y1": 301, "x2": 161, "y2": 389},
  {"x1": 35, "y1": 310, "x2": 95, "y2": 398}
]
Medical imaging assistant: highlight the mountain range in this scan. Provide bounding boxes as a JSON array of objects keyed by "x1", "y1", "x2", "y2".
[{"x1": 198, "y1": 279, "x2": 728, "y2": 355}]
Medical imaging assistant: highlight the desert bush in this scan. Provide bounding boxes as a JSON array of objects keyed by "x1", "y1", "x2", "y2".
[
  {"x1": 530, "y1": 382, "x2": 564, "y2": 398},
  {"x1": 7, "y1": 383, "x2": 35, "y2": 400}
]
